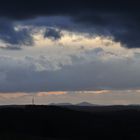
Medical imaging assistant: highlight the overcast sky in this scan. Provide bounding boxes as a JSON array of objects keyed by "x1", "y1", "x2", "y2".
[{"x1": 0, "y1": 0, "x2": 140, "y2": 105}]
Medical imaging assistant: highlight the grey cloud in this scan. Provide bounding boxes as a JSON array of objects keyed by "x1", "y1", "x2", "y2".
[
  {"x1": 0, "y1": 49, "x2": 140, "y2": 92},
  {"x1": 0, "y1": 45, "x2": 22, "y2": 50},
  {"x1": 46, "y1": 58, "x2": 140, "y2": 91}
]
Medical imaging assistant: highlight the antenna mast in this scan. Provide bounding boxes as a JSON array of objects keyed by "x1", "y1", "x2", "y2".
[{"x1": 32, "y1": 95, "x2": 35, "y2": 105}]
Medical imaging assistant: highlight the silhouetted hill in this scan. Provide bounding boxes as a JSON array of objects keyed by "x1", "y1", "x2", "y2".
[
  {"x1": 0, "y1": 105, "x2": 140, "y2": 139},
  {"x1": 49, "y1": 101, "x2": 98, "y2": 106},
  {"x1": 76, "y1": 101, "x2": 97, "y2": 106}
]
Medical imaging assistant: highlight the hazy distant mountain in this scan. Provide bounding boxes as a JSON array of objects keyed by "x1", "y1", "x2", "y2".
[
  {"x1": 49, "y1": 102, "x2": 98, "y2": 106},
  {"x1": 76, "y1": 102, "x2": 96, "y2": 106},
  {"x1": 49, "y1": 103, "x2": 73, "y2": 106}
]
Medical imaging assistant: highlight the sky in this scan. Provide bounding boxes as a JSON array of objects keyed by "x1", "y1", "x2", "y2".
[{"x1": 0, "y1": 0, "x2": 140, "y2": 105}]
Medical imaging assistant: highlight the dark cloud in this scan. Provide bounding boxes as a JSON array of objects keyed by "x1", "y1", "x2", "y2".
[
  {"x1": 44, "y1": 28, "x2": 62, "y2": 40},
  {"x1": 74, "y1": 12, "x2": 140, "y2": 48},
  {"x1": 0, "y1": 0, "x2": 138, "y2": 19},
  {"x1": 0, "y1": 0, "x2": 139, "y2": 48},
  {"x1": 0, "y1": 19, "x2": 33, "y2": 48}
]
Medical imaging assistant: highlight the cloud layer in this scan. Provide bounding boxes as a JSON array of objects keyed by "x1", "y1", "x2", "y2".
[{"x1": 0, "y1": 32, "x2": 139, "y2": 92}]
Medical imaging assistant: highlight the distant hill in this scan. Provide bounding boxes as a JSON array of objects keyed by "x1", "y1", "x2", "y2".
[
  {"x1": 49, "y1": 102, "x2": 98, "y2": 106},
  {"x1": 76, "y1": 102, "x2": 97, "y2": 106},
  {"x1": 49, "y1": 103, "x2": 73, "y2": 106}
]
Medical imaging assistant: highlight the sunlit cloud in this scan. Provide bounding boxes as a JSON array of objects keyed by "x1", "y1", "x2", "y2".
[
  {"x1": 37, "y1": 91, "x2": 67, "y2": 96},
  {"x1": 92, "y1": 90, "x2": 111, "y2": 94},
  {"x1": 0, "y1": 92, "x2": 28, "y2": 99}
]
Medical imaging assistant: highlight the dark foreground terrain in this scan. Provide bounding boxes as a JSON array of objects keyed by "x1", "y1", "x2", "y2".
[{"x1": 0, "y1": 105, "x2": 140, "y2": 140}]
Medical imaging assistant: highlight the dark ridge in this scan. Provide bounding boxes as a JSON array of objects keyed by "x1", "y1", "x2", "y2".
[{"x1": 0, "y1": 105, "x2": 140, "y2": 139}]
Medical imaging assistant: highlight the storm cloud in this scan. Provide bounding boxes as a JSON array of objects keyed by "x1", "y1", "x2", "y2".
[
  {"x1": 44, "y1": 28, "x2": 62, "y2": 40},
  {"x1": 0, "y1": 19, "x2": 33, "y2": 49},
  {"x1": 0, "y1": 0, "x2": 139, "y2": 48}
]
